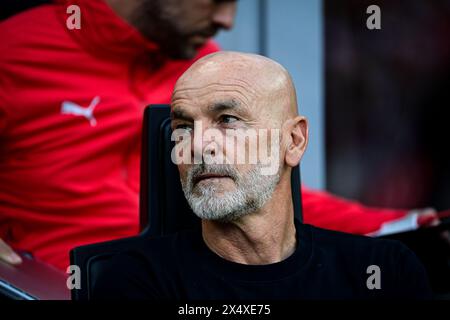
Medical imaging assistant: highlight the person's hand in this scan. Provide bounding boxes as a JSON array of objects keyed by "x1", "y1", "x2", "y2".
[
  {"x1": 410, "y1": 207, "x2": 440, "y2": 227},
  {"x1": 410, "y1": 207, "x2": 439, "y2": 227},
  {"x1": 0, "y1": 238, "x2": 22, "y2": 265},
  {"x1": 411, "y1": 208, "x2": 450, "y2": 247}
]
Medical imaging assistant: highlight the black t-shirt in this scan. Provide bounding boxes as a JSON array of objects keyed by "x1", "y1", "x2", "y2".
[{"x1": 91, "y1": 220, "x2": 432, "y2": 300}]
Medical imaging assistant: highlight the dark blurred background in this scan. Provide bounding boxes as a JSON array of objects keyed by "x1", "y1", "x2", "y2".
[
  {"x1": 0, "y1": 0, "x2": 49, "y2": 21},
  {"x1": 325, "y1": 0, "x2": 450, "y2": 211}
]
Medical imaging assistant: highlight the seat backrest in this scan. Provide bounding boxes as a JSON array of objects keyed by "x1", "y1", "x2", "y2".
[
  {"x1": 138, "y1": 105, "x2": 197, "y2": 236},
  {"x1": 70, "y1": 104, "x2": 303, "y2": 300},
  {"x1": 69, "y1": 235, "x2": 146, "y2": 300}
]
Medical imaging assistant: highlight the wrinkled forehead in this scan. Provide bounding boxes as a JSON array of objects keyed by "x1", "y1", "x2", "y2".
[{"x1": 171, "y1": 74, "x2": 260, "y2": 113}]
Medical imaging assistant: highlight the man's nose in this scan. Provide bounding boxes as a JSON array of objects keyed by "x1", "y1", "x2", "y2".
[
  {"x1": 212, "y1": 2, "x2": 237, "y2": 30},
  {"x1": 191, "y1": 124, "x2": 220, "y2": 161},
  {"x1": 191, "y1": 132, "x2": 210, "y2": 160}
]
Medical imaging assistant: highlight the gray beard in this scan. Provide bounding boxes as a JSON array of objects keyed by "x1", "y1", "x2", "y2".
[{"x1": 181, "y1": 164, "x2": 281, "y2": 222}]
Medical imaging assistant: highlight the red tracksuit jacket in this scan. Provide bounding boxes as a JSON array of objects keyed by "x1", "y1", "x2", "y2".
[{"x1": 0, "y1": 0, "x2": 407, "y2": 270}]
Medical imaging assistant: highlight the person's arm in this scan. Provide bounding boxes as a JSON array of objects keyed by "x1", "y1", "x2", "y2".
[
  {"x1": 301, "y1": 186, "x2": 438, "y2": 235},
  {"x1": 0, "y1": 59, "x2": 22, "y2": 266}
]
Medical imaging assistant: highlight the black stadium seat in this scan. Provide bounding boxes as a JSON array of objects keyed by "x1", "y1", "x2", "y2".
[{"x1": 69, "y1": 104, "x2": 303, "y2": 300}]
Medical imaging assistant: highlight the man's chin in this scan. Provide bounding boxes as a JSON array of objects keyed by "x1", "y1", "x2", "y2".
[
  {"x1": 192, "y1": 189, "x2": 228, "y2": 199},
  {"x1": 193, "y1": 183, "x2": 236, "y2": 197}
]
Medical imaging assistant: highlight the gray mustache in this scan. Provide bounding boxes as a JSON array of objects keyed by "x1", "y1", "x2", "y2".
[{"x1": 189, "y1": 164, "x2": 239, "y2": 183}]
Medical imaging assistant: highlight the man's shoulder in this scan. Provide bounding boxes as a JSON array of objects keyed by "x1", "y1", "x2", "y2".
[
  {"x1": 91, "y1": 230, "x2": 198, "y2": 299},
  {"x1": 109, "y1": 229, "x2": 199, "y2": 269},
  {"x1": 301, "y1": 224, "x2": 432, "y2": 298},
  {"x1": 304, "y1": 223, "x2": 413, "y2": 261},
  {"x1": 0, "y1": 4, "x2": 73, "y2": 62}
]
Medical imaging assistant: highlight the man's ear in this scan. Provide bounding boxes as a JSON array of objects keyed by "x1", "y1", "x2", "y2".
[{"x1": 284, "y1": 116, "x2": 308, "y2": 167}]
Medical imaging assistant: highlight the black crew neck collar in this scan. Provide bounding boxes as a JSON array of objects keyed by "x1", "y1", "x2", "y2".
[{"x1": 188, "y1": 219, "x2": 313, "y2": 282}]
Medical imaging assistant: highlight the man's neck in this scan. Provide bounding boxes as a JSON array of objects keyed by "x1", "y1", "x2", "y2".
[{"x1": 201, "y1": 188, "x2": 297, "y2": 265}]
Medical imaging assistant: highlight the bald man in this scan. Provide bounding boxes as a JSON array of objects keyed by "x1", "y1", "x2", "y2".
[{"x1": 92, "y1": 52, "x2": 432, "y2": 300}]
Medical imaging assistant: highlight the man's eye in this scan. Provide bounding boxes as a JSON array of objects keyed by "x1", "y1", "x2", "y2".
[{"x1": 220, "y1": 115, "x2": 239, "y2": 124}]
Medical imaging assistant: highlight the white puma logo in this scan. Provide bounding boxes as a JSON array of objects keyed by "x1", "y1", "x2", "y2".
[{"x1": 61, "y1": 96, "x2": 100, "y2": 127}]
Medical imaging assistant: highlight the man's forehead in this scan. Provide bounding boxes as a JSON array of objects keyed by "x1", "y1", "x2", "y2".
[
  {"x1": 171, "y1": 96, "x2": 248, "y2": 118},
  {"x1": 172, "y1": 76, "x2": 257, "y2": 106},
  {"x1": 175, "y1": 56, "x2": 265, "y2": 90},
  {"x1": 174, "y1": 73, "x2": 256, "y2": 92}
]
